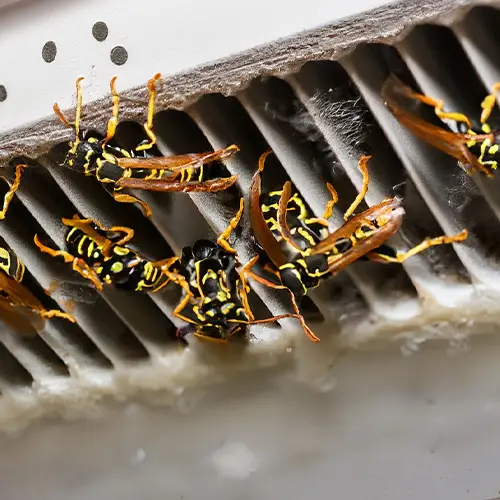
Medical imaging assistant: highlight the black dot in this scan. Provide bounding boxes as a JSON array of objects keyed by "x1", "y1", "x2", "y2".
[
  {"x1": 92, "y1": 21, "x2": 108, "y2": 42},
  {"x1": 0, "y1": 86, "x2": 6, "y2": 102},
  {"x1": 110, "y1": 46, "x2": 128, "y2": 66},
  {"x1": 42, "y1": 41, "x2": 57, "y2": 63}
]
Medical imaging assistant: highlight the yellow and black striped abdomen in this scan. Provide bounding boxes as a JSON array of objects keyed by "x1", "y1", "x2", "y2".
[{"x1": 0, "y1": 246, "x2": 25, "y2": 282}]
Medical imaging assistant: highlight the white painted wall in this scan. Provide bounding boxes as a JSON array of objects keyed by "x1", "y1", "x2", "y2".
[{"x1": 0, "y1": 0, "x2": 394, "y2": 131}]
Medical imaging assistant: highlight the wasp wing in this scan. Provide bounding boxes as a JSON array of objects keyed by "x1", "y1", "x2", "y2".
[
  {"x1": 249, "y1": 158, "x2": 288, "y2": 269},
  {"x1": 0, "y1": 300, "x2": 44, "y2": 336},
  {"x1": 310, "y1": 198, "x2": 404, "y2": 256},
  {"x1": 382, "y1": 75, "x2": 492, "y2": 175},
  {"x1": 116, "y1": 145, "x2": 239, "y2": 170}
]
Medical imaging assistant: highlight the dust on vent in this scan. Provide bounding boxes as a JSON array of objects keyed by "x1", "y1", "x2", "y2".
[{"x1": 1, "y1": 4, "x2": 500, "y2": 432}]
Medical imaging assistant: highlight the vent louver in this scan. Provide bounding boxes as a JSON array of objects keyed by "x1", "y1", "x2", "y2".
[{"x1": 1, "y1": 4, "x2": 500, "y2": 431}]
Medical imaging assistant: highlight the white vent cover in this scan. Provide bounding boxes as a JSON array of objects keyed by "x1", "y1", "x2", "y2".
[{"x1": 0, "y1": 0, "x2": 500, "y2": 437}]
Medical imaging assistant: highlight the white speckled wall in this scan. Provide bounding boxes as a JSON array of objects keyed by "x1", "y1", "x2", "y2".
[{"x1": 0, "y1": 0, "x2": 394, "y2": 132}]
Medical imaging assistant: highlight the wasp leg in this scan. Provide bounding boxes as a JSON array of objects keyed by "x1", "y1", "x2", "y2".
[
  {"x1": 323, "y1": 182, "x2": 338, "y2": 220},
  {"x1": 400, "y1": 86, "x2": 473, "y2": 128},
  {"x1": 370, "y1": 229, "x2": 468, "y2": 264},
  {"x1": 136, "y1": 73, "x2": 161, "y2": 152},
  {"x1": 344, "y1": 155, "x2": 370, "y2": 221},
  {"x1": 106, "y1": 226, "x2": 134, "y2": 246},
  {"x1": 53, "y1": 76, "x2": 85, "y2": 140},
  {"x1": 38, "y1": 308, "x2": 76, "y2": 323},
  {"x1": 480, "y1": 82, "x2": 500, "y2": 124},
  {"x1": 171, "y1": 293, "x2": 199, "y2": 325},
  {"x1": 217, "y1": 198, "x2": 244, "y2": 254},
  {"x1": 102, "y1": 76, "x2": 120, "y2": 146},
  {"x1": 112, "y1": 190, "x2": 153, "y2": 218},
  {"x1": 34, "y1": 235, "x2": 104, "y2": 291},
  {"x1": 242, "y1": 255, "x2": 319, "y2": 342},
  {"x1": 157, "y1": 257, "x2": 193, "y2": 296},
  {"x1": 238, "y1": 256, "x2": 260, "y2": 321},
  {"x1": 0, "y1": 164, "x2": 26, "y2": 220}
]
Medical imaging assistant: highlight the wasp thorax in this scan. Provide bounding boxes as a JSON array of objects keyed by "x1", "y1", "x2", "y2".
[{"x1": 68, "y1": 140, "x2": 103, "y2": 174}]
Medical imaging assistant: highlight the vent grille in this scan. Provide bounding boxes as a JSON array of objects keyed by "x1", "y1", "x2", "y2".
[{"x1": 1, "y1": 4, "x2": 500, "y2": 431}]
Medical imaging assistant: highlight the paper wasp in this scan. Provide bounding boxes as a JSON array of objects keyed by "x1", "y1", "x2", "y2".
[
  {"x1": 244, "y1": 151, "x2": 469, "y2": 342},
  {"x1": 382, "y1": 75, "x2": 500, "y2": 177},
  {"x1": 160, "y1": 198, "x2": 317, "y2": 343},
  {"x1": 34, "y1": 215, "x2": 173, "y2": 294},
  {"x1": 53, "y1": 73, "x2": 239, "y2": 217},
  {"x1": 0, "y1": 243, "x2": 75, "y2": 335}
]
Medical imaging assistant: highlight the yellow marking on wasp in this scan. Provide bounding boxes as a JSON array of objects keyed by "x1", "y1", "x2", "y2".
[
  {"x1": 77, "y1": 235, "x2": 88, "y2": 256},
  {"x1": 142, "y1": 262, "x2": 153, "y2": 281},
  {"x1": 221, "y1": 302, "x2": 235, "y2": 315},
  {"x1": 93, "y1": 251, "x2": 100, "y2": 259},
  {"x1": 193, "y1": 305, "x2": 205, "y2": 321},
  {"x1": 202, "y1": 270, "x2": 217, "y2": 284},
  {"x1": 482, "y1": 123, "x2": 492, "y2": 134},
  {"x1": 113, "y1": 246, "x2": 130, "y2": 256},
  {"x1": 0, "y1": 247, "x2": 11, "y2": 276},
  {"x1": 87, "y1": 240, "x2": 95, "y2": 258},
  {"x1": 218, "y1": 271, "x2": 230, "y2": 294},
  {"x1": 198, "y1": 165, "x2": 204, "y2": 182},
  {"x1": 111, "y1": 261, "x2": 123, "y2": 273},
  {"x1": 217, "y1": 291, "x2": 229, "y2": 302},
  {"x1": 296, "y1": 258, "x2": 325, "y2": 278},
  {"x1": 96, "y1": 266, "x2": 103, "y2": 274},
  {"x1": 297, "y1": 227, "x2": 317, "y2": 247}
]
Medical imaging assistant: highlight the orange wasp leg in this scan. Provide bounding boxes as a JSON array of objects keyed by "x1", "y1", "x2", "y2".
[
  {"x1": 323, "y1": 182, "x2": 338, "y2": 220},
  {"x1": 217, "y1": 197, "x2": 244, "y2": 254},
  {"x1": 480, "y1": 82, "x2": 500, "y2": 124},
  {"x1": 242, "y1": 255, "x2": 320, "y2": 343},
  {"x1": 344, "y1": 155, "x2": 370, "y2": 221},
  {"x1": 53, "y1": 77, "x2": 85, "y2": 154},
  {"x1": 111, "y1": 191, "x2": 153, "y2": 218},
  {"x1": 0, "y1": 164, "x2": 26, "y2": 220},
  {"x1": 102, "y1": 76, "x2": 120, "y2": 146},
  {"x1": 136, "y1": 73, "x2": 161, "y2": 152},
  {"x1": 369, "y1": 229, "x2": 468, "y2": 264},
  {"x1": 398, "y1": 85, "x2": 473, "y2": 129},
  {"x1": 34, "y1": 235, "x2": 104, "y2": 292}
]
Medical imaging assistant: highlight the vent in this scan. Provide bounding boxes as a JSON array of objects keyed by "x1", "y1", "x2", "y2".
[{"x1": 1, "y1": 3, "x2": 500, "y2": 431}]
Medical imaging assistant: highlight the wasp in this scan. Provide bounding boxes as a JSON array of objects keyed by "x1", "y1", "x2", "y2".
[
  {"x1": 244, "y1": 151, "x2": 469, "y2": 342},
  {"x1": 34, "y1": 214, "x2": 175, "y2": 294},
  {"x1": 160, "y1": 198, "x2": 316, "y2": 343},
  {"x1": 53, "y1": 73, "x2": 239, "y2": 217},
  {"x1": 0, "y1": 243, "x2": 75, "y2": 335},
  {"x1": 381, "y1": 75, "x2": 500, "y2": 177}
]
